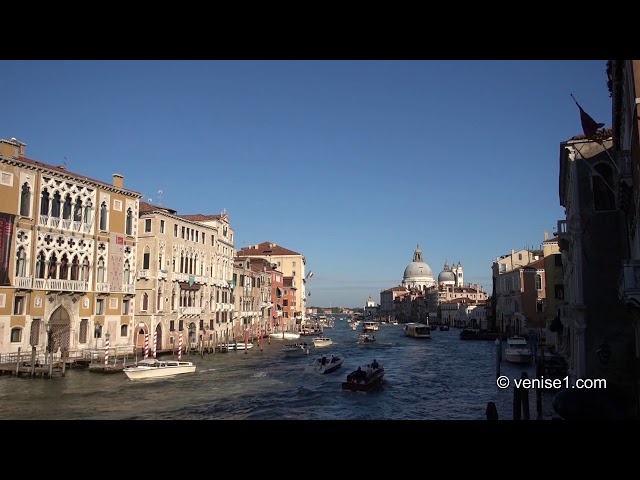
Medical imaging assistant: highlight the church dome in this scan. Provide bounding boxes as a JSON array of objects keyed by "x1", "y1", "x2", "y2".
[
  {"x1": 404, "y1": 262, "x2": 433, "y2": 279},
  {"x1": 438, "y1": 269, "x2": 455, "y2": 283},
  {"x1": 437, "y1": 260, "x2": 455, "y2": 284}
]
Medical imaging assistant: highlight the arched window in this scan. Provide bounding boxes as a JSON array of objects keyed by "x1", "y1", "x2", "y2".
[
  {"x1": 40, "y1": 188, "x2": 50, "y2": 216},
  {"x1": 15, "y1": 247, "x2": 27, "y2": 277},
  {"x1": 70, "y1": 255, "x2": 80, "y2": 281},
  {"x1": 97, "y1": 257, "x2": 105, "y2": 283},
  {"x1": 83, "y1": 199, "x2": 93, "y2": 224},
  {"x1": 51, "y1": 191, "x2": 61, "y2": 218},
  {"x1": 48, "y1": 253, "x2": 58, "y2": 279},
  {"x1": 81, "y1": 257, "x2": 90, "y2": 282},
  {"x1": 73, "y1": 197, "x2": 83, "y2": 221},
  {"x1": 99, "y1": 201, "x2": 108, "y2": 231},
  {"x1": 120, "y1": 324, "x2": 128, "y2": 337},
  {"x1": 20, "y1": 182, "x2": 31, "y2": 217},
  {"x1": 36, "y1": 251, "x2": 47, "y2": 278},
  {"x1": 63, "y1": 194, "x2": 72, "y2": 219},
  {"x1": 59, "y1": 254, "x2": 69, "y2": 279},
  {"x1": 125, "y1": 208, "x2": 133, "y2": 235},
  {"x1": 535, "y1": 274, "x2": 542, "y2": 290},
  {"x1": 142, "y1": 292, "x2": 149, "y2": 311}
]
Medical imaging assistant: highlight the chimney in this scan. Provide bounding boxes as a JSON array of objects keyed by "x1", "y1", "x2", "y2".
[
  {"x1": 113, "y1": 173, "x2": 124, "y2": 188},
  {"x1": 544, "y1": 230, "x2": 549, "y2": 240}
]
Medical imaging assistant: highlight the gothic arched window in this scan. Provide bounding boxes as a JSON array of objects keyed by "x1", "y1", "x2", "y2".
[{"x1": 20, "y1": 182, "x2": 31, "y2": 217}]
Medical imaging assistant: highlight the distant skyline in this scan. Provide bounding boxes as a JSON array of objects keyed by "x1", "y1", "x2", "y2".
[{"x1": 1, "y1": 60, "x2": 612, "y2": 307}]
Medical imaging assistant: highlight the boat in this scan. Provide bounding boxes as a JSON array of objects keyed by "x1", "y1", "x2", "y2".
[
  {"x1": 341, "y1": 360, "x2": 384, "y2": 392},
  {"x1": 439, "y1": 325, "x2": 450, "y2": 331},
  {"x1": 362, "y1": 320, "x2": 379, "y2": 332},
  {"x1": 504, "y1": 336, "x2": 533, "y2": 364},
  {"x1": 310, "y1": 354, "x2": 344, "y2": 374},
  {"x1": 391, "y1": 319, "x2": 398, "y2": 325},
  {"x1": 282, "y1": 342, "x2": 311, "y2": 356},
  {"x1": 357, "y1": 333, "x2": 376, "y2": 345},
  {"x1": 227, "y1": 341, "x2": 254, "y2": 351},
  {"x1": 404, "y1": 322, "x2": 432, "y2": 339},
  {"x1": 123, "y1": 358, "x2": 196, "y2": 380},
  {"x1": 269, "y1": 331, "x2": 301, "y2": 340},
  {"x1": 312, "y1": 337, "x2": 333, "y2": 348}
]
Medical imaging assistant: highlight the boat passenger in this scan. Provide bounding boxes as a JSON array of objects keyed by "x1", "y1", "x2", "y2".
[{"x1": 371, "y1": 359, "x2": 379, "y2": 369}]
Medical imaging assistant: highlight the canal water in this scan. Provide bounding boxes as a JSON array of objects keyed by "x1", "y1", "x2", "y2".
[{"x1": 0, "y1": 316, "x2": 560, "y2": 420}]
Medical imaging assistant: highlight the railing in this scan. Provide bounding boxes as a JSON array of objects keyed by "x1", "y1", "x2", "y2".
[
  {"x1": 121, "y1": 284, "x2": 135, "y2": 294},
  {"x1": 138, "y1": 270, "x2": 150, "y2": 279},
  {"x1": 181, "y1": 306, "x2": 203, "y2": 315},
  {"x1": 96, "y1": 282, "x2": 110, "y2": 293},
  {"x1": 158, "y1": 270, "x2": 167, "y2": 280},
  {"x1": 32, "y1": 278, "x2": 89, "y2": 293},
  {"x1": 14, "y1": 277, "x2": 33, "y2": 289}
]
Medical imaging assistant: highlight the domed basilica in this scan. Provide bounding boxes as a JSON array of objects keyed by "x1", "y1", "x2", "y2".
[{"x1": 402, "y1": 245, "x2": 464, "y2": 290}]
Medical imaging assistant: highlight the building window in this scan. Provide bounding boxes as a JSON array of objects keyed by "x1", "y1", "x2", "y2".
[
  {"x1": 142, "y1": 293, "x2": 149, "y2": 311},
  {"x1": 15, "y1": 247, "x2": 27, "y2": 277},
  {"x1": 63, "y1": 194, "x2": 72, "y2": 220},
  {"x1": 125, "y1": 208, "x2": 133, "y2": 235},
  {"x1": 121, "y1": 324, "x2": 128, "y2": 337},
  {"x1": 73, "y1": 197, "x2": 83, "y2": 221},
  {"x1": 536, "y1": 300, "x2": 543, "y2": 313},
  {"x1": 70, "y1": 255, "x2": 80, "y2": 280},
  {"x1": 79, "y1": 319, "x2": 88, "y2": 344},
  {"x1": 97, "y1": 257, "x2": 105, "y2": 283},
  {"x1": 14, "y1": 296, "x2": 25, "y2": 315},
  {"x1": 554, "y1": 254, "x2": 562, "y2": 267},
  {"x1": 19, "y1": 182, "x2": 31, "y2": 217},
  {"x1": 83, "y1": 200, "x2": 93, "y2": 224},
  {"x1": 174, "y1": 224, "x2": 178, "y2": 237},
  {"x1": 99, "y1": 201, "x2": 108, "y2": 231},
  {"x1": 160, "y1": 220, "x2": 165, "y2": 234},
  {"x1": 593, "y1": 163, "x2": 616, "y2": 212},
  {"x1": 11, "y1": 327, "x2": 22, "y2": 343},
  {"x1": 123, "y1": 299, "x2": 130, "y2": 315},
  {"x1": 145, "y1": 218, "x2": 152, "y2": 233},
  {"x1": 124, "y1": 260, "x2": 131, "y2": 284},
  {"x1": 535, "y1": 274, "x2": 542, "y2": 290},
  {"x1": 143, "y1": 251, "x2": 150, "y2": 270},
  {"x1": 94, "y1": 325, "x2": 102, "y2": 339},
  {"x1": 96, "y1": 298, "x2": 105, "y2": 315},
  {"x1": 40, "y1": 188, "x2": 50, "y2": 216},
  {"x1": 170, "y1": 320, "x2": 175, "y2": 332},
  {"x1": 554, "y1": 284, "x2": 564, "y2": 300}
]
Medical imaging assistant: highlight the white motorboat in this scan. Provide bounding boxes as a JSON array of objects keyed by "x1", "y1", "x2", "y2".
[
  {"x1": 310, "y1": 354, "x2": 344, "y2": 374},
  {"x1": 227, "y1": 341, "x2": 254, "y2": 351},
  {"x1": 269, "y1": 331, "x2": 301, "y2": 340},
  {"x1": 362, "y1": 321, "x2": 379, "y2": 332},
  {"x1": 504, "y1": 336, "x2": 533, "y2": 364},
  {"x1": 282, "y1": 342, "x2": 311, "y2": 356},
  {"x1": 312, "y1": 337, "x2": 333, "y2": 348},
  {"x1": 123, "y1": 358, "x2": 196, "y2": 380}
]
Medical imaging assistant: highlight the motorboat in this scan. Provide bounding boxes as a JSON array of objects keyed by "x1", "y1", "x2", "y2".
[
  {"x1": 362, "y1": 321, "x2": 379, "y2": 332},
  {"x1": 342, "y1": 361, "x2": 384, "y2": 392},
  {"x1": 123, "y1": 358, "x2": 196, "y2": 380},
  {"x1": 310, "y1": 354, "x2": 344, "y2": 374},
  {"x1": 504, "y1": 336, "x2": 533, "y2": 364},
  {"x1": 282, "y1": 342, "x2": 311, "y2": 356},
  {"x1": 404, "y1": 322, "x2": 432, "y2": 339},
  {"x1": 269, "y1": 331, "x2": 301, "y2": 340},
  {"x1": 312, "y1": 337, "x2": 333, "y2": 348},
  {"x1": 227, "y1": 341, "x2": 254, "y2": 351},
  {"x1": 439, "y1": 325, "x2": 450, "y2": 331},
  {"x1": 357, "y1": 333, "x2": 376, "y2": 345}
]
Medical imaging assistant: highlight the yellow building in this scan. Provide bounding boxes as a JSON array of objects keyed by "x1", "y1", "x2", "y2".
[{"x1": 0, "y1": 137, "x2": 142, "y2": 360}]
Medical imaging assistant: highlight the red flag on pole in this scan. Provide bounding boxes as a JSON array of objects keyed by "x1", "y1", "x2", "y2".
[{"x1": 571, "y1": 94, "x2": 604, "y2": 139}]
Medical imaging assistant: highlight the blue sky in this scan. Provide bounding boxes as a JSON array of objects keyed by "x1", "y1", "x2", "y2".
[{"x1": 1, "y1": 60, "x2": 612, "y2": 308}]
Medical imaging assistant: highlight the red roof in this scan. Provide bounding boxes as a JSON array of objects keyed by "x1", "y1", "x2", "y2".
[{"x1": 238, "y1": 241, "x2": 301, "y2": 256}]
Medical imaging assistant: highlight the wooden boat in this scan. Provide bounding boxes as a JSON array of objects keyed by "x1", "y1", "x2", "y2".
[
  {"x1": 342, "y1": 361, "x2": 384, "y2": 392},
  {"x1": 123, "y1": 358, "x2": 196, "y2": 380}
]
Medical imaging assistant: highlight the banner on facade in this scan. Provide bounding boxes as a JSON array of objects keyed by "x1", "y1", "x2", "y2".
[
  {"x1": 0, "y1": 213, "x2": 16, "y2": 286},
  {"x1": 108, "y1": 233, "x2": 124, "y2": 292}
]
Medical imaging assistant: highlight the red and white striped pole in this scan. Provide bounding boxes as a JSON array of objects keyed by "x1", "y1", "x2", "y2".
[
  {"x1": 144, "y1": 334, "x2": 149, "y2": 359},
  {"x1": 153, "y1": 331, "x2": 157, "y2": 358},
  {"x1": 178, "y1": 331, "x2": 183, "y2": 360},
  {"x1": 244, "y1": 326, "x2": 248, "y2": 354},
  {"x1": 104, "y1": 335, "x2": 110, "y2": 367}
]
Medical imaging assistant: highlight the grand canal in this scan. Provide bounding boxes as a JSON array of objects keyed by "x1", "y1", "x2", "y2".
[{"x1": 0, "y1": 316, "x2": 559, "y2": 420}]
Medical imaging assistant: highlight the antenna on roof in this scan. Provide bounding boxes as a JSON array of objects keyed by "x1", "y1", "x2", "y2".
[{"x1": 157, "y1": 189, "x2": 163, "y2": 206}]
